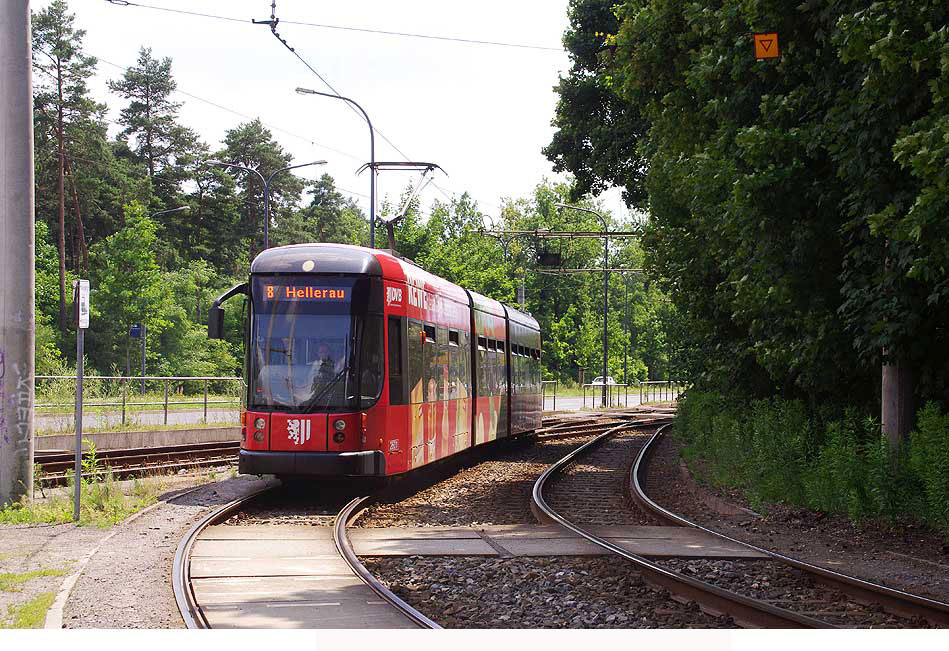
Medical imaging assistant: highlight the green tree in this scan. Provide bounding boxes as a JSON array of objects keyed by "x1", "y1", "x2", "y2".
[
  {"x1": 216, "y1": 119, "x2": 305, "y2": 257},
  {"x1": 32, "y1": 0, "x2": 101, "y2": 333},
  {"x1": 109, "y1": 47, "x2": 181, "y2": 181},
  {"x1": 548, "y1": 0, "x2": 949, "y2": 411},
  {"x1": 87, "y1": 202, "x2": 172, "y2": 374},
  {"x1": 272, "y1": 174, "x2": 367, "y2": 247}
]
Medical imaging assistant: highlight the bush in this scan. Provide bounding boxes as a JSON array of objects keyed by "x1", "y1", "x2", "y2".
[
  {"x1": 908, "y1": 403, "x2": 949, "y2": 528},
  {"x1": 676, "y1": 391, "x2": 949, "y2": 532}
]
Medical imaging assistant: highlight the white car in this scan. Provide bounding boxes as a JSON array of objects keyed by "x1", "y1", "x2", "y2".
[{"x1": 590, "y1": 376, "x2": 617, "y2": 386}]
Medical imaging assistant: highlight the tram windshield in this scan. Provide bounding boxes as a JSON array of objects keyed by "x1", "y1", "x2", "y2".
[{"x1": 249, "y1": 275, "x2": 383, "y2": 412}]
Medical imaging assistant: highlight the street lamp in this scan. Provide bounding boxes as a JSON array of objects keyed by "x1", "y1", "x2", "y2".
[
  {"x1": 620, "y1": 272, "x2": 638, "y2": 389},
  {"x1": 205, "y1": 159, "x2": 327, "y2": 250},
  {"x1": 295, "y1": 87, "x2": 376, "y2": 248},
  {"x1": 556, "y1": 203, "x2": 610, "y2": 408},
  {"x1": 148, "y1": 205, "x2": 190, "y2": 219}
]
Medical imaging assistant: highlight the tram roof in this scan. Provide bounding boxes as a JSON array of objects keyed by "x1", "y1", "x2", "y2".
[
  {"x1": 250, "y1": 243, "x2": 382, "y2": 276},
  {"x1": 251, "y1": 244, "x2": 536, "y2": 327}
]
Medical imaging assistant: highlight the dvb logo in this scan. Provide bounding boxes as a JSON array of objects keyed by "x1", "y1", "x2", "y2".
[{"x1": 386, "y1": 286, "x2": 403, "y2": 306}]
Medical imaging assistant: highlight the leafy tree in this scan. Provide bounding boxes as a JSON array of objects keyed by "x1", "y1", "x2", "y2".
[
  {"x1": 548, "y1": 0, "x2": 949, "y2": 413},
  {"x1": 216, "y1": 119, "x2": 305, "y2": 257},
  {"x1": 87, "y1": 202, "x2": 172, "y2": 374},
  {"x1": 272, "y1": 174, "x2": 367, "y2": 247}
]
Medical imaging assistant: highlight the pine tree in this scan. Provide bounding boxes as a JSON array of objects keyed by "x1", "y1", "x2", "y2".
[
  {"x1": 109, "y1": 47, "x2": 181, "y2": 182},
  {"x1": 32, "y1": 0, "x2": 101, "y2": 334}
]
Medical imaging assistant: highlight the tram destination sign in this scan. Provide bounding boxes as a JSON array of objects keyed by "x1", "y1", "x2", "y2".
[{"x1": 263, "y1": 284, "x2": 348, "y2": 301}]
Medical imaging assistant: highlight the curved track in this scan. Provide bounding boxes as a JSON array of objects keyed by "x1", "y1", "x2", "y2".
[
  {"x1": 532, "y1": 420, "x2": 831, "y2": 628},
  {"x1": 630, "y1": 424, "x2": 949, "y2": 627},
  {"x1": 172, "y1": 486, "x2": 437, "y2": 629}
]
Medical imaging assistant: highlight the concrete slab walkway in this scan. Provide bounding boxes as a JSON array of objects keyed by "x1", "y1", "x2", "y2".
[{"x1": 189, "y1": 522, "x2": 763, "y2": 629}]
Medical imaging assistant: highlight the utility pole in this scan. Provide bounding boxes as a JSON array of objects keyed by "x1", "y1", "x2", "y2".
[
  {"x1": 0, "y1": 0, "x2": 35, "y2": 507},
  {"x1": 556, "y1": 204, "x2": 610, "y2": 408}
]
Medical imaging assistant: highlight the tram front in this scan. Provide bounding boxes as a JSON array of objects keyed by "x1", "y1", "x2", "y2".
[{"x1": 210, "y1": 244, "x2": 386, "y2": 478}]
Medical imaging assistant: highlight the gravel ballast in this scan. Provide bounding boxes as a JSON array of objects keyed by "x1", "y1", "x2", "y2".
[
  {"x1": 363, "y1": 555, "x2": 734, "y2": 628},
  {"x1": 360, "y1": 434, "x2": 608, "y2": 528}
]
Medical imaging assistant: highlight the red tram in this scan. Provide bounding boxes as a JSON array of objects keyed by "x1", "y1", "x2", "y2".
[{"x1": 208, "y1": 243, "x2": 542, "y2": 478}]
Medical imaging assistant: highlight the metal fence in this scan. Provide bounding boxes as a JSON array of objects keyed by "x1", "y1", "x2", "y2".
[
  {"x1": 581, "y1": 380, "x2": 687, "y2": 409},
  {"x1": 35, "y1": 375, "x2": 244, "y2": 430},
  {"x1": 541, "y1": 380, "x2": 558, "y2": 411},
  {"x1": 638, "y1": 380, "x2": 686, "y2": 404},
  {"x1": 582, "y1": 383, "x2": 631, "y2": 409}
]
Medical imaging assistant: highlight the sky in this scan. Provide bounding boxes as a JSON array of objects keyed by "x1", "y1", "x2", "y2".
[{"x1": 36, "y1": 0, "x2": 630, "y2": 225}]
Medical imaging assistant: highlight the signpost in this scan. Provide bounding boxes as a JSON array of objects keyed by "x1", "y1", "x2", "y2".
[
  {"x1": 753, "y1": 32, "x2": 780, "y2": 59},
  {"x1": 73, "y1": 279, "x2": 89, "y2": 521},
  {"x1": 130, "y1": 322, "x2": 146, "y2": 394}
]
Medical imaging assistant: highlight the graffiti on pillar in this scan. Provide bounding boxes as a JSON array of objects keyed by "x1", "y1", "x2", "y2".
[{"x1": 0, "y1": 349, "x2": 6, "y2": 445}]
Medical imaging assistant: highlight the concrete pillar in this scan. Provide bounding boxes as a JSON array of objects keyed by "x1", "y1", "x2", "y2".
[{"x1": 0, "y1": 0, "x2": 36, "y2": 507}]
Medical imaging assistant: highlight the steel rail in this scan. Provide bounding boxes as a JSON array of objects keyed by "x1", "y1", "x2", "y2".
[
  {"x1": 534, "y1": 417, "x2": 674, "y2": 442},
  {"x1": 531, "y1": 420, "x2": 831, "y2": 629},
  {"x1": 631, "y1": 424, "x2": 949, "y2": 627},
  {"x1": 172, "y1": 483, "x2": 278, "y2": 629},
  {"x1": 36, "y1": 441, "x2": 240, "y2": 485},
  {"x1": 335, "y1": 495, "x2": 442, "y2": 629}
]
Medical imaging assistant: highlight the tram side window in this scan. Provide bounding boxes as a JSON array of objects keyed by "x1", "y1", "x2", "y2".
[
  {"x1": 533, "y1": 350, "x2": 540, "y2": 391},
  {"x1": 360, "y1": 316, "x2": 384, "y2": 407},
  {"x1": 408, "y1": 320, "x2": 424, "y2": 404},
  {"x1": 435, "y1": 327, "x2": 449, "y2": 401},
  {"x1": 487, "y1": 339, "x2": 497, "y2": 395},
  {"x1": 477, "y1": 336, "x2": 488, "y2": 397},
  {"x1": 387, "y1": 317, "x2": 405, "y2": 405},
  {"x1": 423, "y1": 324, "x2": 436, "y2": 402},
  {"x1": 461, "y1": 331, "x2": 471, "y2": 398},
  {"x1": 448, "y1": 330, "x2": 459, "y2": 400}
]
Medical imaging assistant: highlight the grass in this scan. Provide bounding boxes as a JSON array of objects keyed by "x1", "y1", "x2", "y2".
[
  {"x1": 0, "y1": 569, "x2": 68, "y2": 593},
  {"x1": 0, "y1": 592, "x2": 57, "y2": 628},
  {"x1": 0, "y1": 476, "x2": 161, "y2": 527},
  {"x1": 0, "y1": 444, "x2": 165, "y2": 527}
]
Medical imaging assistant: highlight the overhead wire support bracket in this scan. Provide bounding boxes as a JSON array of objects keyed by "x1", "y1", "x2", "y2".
[
  {"x1": 357, "y1": 162, "x2": 447, "y2": 252},
  {"x1": 481, "y1": 229, "x2": 640, "y2": 238}
]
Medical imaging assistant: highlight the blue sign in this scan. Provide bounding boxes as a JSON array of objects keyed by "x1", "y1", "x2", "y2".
[{"x1": 129, "y1": 324, "x2": 142, "y2": 338}]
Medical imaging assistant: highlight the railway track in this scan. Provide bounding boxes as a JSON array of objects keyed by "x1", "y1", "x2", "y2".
[
  {"x1": 35, "y1": 410, "x2": 633, "y2": 486},
  {"x1": 532, "y1": 420, "x2": 948, "y2": 628},
  {"x1": 173, "y1": 484, "x2": 438, "y2": 629},
  {"x1": 35, "y1": 441, "x2": 239, "y2": 485},
  {"x1": 630, "y1": 424, "x2": 949, "y2": 628}
]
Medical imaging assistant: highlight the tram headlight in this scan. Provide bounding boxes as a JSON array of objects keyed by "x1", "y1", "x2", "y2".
[
  {"x1": 333, "y1": 419, "x2": 346, "y2": 432},
  {"x1": 253, "y1": 417, "x2": 266, "y2": 430},
  {"x1": 333, "y1": 431, "x2": 346, "y2": 444},
  {"x1": 253, "y1": 430, "x2": 265, "y2": 442}
]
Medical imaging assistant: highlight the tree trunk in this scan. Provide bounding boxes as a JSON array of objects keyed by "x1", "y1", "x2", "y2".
[
  {"x1": 65, "y1": 156, "x2": 89, "y2": 272},
  {"x1": 55, "y1": 61, "x2": 67, "y2": 334},
  {"x1": 882, "y1": 355, "x2": 915, "y2": 448}
]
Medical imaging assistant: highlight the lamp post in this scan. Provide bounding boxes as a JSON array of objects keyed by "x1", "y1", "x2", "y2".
[
  {"x1": 619, "y1": 272, "x2": 641, "y2": 389},
  {"x1": 295, "y1": 87, "x2": 376, "y2": 248},
  {"x1": 206, "y1": 159, "x2": 327, "y2": 250},
  {"x1": 148, "y1": 205, "x2": 190, "y2": 220},
  {"x1": 556, "y1": 203, "x2": 610, "y2": 408}
]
